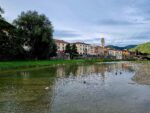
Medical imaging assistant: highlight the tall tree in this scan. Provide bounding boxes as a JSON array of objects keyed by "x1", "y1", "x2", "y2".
[
  {"x1": 65, "y1": 44, "x2": 78, "y2": 59},
  {"x1": 72, "y1": 44, "x2": 78, "y2": 56},
  {"x1": 0, "y1": 6, "x2": 4, "y2": 19},
  {"x1": 65, "y1": 44, "x2": 71, "y2": 54},
  {"x1": 0, "y1": 19, "x2": 24, "y2": 60},
  {"x1": 13, "y1": 11, "x2": 55, "y2": 59},
  {"x1": 71, "y1": 44, "x2": 78, "y2": 59},
  {"x1": 49, "y1": 42, "x2": 57, "y2": 57}
]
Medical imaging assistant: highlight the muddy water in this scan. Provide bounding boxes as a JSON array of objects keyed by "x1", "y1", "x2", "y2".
[{"x1": 0, "y1": 62, "x2": 150, "y2": 113}]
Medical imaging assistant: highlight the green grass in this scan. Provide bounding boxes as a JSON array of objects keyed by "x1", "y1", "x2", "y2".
[{"x1": 0, "y1": 59, "x2": 114, "y2": 70}]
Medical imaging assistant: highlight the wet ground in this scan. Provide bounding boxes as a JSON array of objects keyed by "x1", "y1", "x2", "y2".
[{"x1": 0, "y1": 62, "x2": 150, "y2": 113}]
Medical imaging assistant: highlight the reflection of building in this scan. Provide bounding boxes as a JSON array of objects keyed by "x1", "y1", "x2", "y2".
[{"x1": 56, "y1": 67, "x2": 66, "y2": 77}]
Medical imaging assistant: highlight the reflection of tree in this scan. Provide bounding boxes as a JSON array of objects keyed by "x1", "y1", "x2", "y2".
[
  {"x1": 132, "y1": 63, "x2": 150, "y2": 85},
  {"x1": 65, "y1": 65, "x2": 78, "y2": 76}
]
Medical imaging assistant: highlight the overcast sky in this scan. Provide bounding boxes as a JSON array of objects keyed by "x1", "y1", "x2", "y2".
[{"x1": 1, "y1": 0, "x2": 150, "y2": 46}]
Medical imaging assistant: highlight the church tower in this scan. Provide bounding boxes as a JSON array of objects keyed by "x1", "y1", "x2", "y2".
[{"x1": 101, "y1": 38, "x2": 105, "y2": 48}]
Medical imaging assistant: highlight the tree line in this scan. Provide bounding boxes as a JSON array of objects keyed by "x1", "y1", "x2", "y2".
[{"x1": 0, "y1": 6, "x2": 57, "y2": 60}]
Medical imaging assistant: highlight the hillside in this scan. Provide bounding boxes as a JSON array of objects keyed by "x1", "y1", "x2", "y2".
[
  {"x1": 130, "y1": 42, "x2": 150, "y2": 54},
  {"x1": 106, "y1": 45, "x2": 137, "y2": 50}
]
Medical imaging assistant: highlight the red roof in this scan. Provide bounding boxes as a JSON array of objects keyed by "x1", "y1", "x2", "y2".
[{"x1": 54, "y1": 39, "x2": 69, "y2": 44}]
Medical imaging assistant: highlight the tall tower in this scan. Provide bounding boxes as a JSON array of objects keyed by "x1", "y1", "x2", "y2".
[{"x1": 101, "y1": 38, "x2": 105, "y2": 48}]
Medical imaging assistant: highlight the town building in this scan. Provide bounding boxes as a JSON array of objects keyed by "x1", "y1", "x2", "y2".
[
  {"x1": 108, "y1": 49, "x2": 123, "y2": 59},
  {"x1": 54, "y1": 39, "x2": 69, "y2": 59},
  {"x1": 94, "y1": 46, "x2": 105, "y2": 56},
  {"x1": 54, "y1": 39, "x2": 68, "y2": 54},
  {"x1": 89, "y1": 45, "x2": 96, "y2": 55},
  {"x1": 73, "y1": 42, "x2": 105, "y2": 56},
  {"x1": 122, "y1": 50, "x2": 131, "y2": 59},
  {"x1": 74, "y1": 42, "x2": 91, "y2": 55},
  {"x1": 54, "y1": 38, "x2": 122, "y2": 59}
]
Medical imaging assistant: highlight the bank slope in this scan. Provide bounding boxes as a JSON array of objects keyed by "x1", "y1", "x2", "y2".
[{"x1": 130, "y1": 42, "x2": 150, "y2": 54}]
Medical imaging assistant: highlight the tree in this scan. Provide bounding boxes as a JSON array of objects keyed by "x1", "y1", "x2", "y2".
[
  {"x1": 0, "y1": 6, "x2": 4, "y2": 19},
  {"x1": 65, "y1": 44, "x2": 78, "y2": 59},
  {"x1": 136, "y1": 49, "x2": 139, "y2": 55},
  {"x1": 65, "y1": 44, "x2": 71, "y2": 54},
  {"x1": 0, "y1": 19, "x2": 24, "y2": 60},
  {"x1": 71, "y1": 44, "x2": 78, "y2": 59},
  {"x1": 13, "y1": 11, "x2": 55, "y2": 59},
  {"x1": 49, "y1": 42, "x2": 57, "y2": 57}
]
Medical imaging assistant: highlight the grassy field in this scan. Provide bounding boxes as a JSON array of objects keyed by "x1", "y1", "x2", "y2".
[{"x1": 0, "y1": 59, "x2": 114, "y2": 70}]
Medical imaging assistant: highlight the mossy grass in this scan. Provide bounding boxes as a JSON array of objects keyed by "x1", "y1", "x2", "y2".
[
  {"x1": 0, "y1": 58, "x2": 141, "y2": 72},
  {"x1": 0, "y1": 59, "x2": 118, "y2": 70}
]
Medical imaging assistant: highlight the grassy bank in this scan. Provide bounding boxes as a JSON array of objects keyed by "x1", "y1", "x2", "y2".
[{"x1": 0, "y1": 59, "x2": 114, "y2": 70}]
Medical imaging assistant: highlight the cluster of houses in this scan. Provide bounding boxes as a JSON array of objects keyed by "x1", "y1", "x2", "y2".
[{"x1": 54, "y1": 39, "x2": 132, "y2": 60}]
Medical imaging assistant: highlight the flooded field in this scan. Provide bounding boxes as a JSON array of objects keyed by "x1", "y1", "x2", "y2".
[{"x1": 0, "y1": 62, "x2": 150, "y2": 113}]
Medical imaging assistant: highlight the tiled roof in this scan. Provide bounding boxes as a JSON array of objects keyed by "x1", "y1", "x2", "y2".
[
  {"x1": 54, "y1": 39, "x2": 69, "y2": 44},
  {"x1": 74, "y1": 42, "x2": 90, "y2": 45}
]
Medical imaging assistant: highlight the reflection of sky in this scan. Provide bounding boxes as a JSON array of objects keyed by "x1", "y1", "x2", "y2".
[
  {"x1": 1, "y1": 0, "x2": 150, "y2": 46},
  {"x1": 51, "y1": 63, "x2": 150, "y2": 113}
]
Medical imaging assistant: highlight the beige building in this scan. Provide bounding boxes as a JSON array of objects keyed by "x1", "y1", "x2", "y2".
[
  {"x1": 108, "y1": 49, "x2": 123, "y2": 59},
  {"x1": 54, "y1": 39, "x2": 68, "y2": 54},
  {"x1": 94, "y1": 46, "x2": 105, "y2": 56},
  {"x1": 74, "y1": 42, "x2": 90, "y2": 55},
  {"x1": 89, "y1": 45, "x2": 96, "y2": 55},
  {"x1": 54, "y1": 39, "x2": 105, "y2": 56},
  {"x1": 74, "y1": 42, "x2": 103, "y2": 56}
]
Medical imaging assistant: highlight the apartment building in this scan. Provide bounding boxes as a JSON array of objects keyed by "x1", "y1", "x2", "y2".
[
  {"x1": 108, "y1": 49, "x2": 123, "y2": 59},
  {"x1": 122, "y1": 50, "x2": 130, "y2": 59},
  {"x1": 94, "y1": 46, "x2": 105, "y2": 56},
  {"x1": 54, "y1": 39, "x2": 106, "y2": 57},
  {"x1": 89, "y1": 45, "x2": 96, "y2": 55},
  {"x1": 74, "y1": 42, "x2": 90, "y2": 55},
  {"x1": 54, "y1": 39, "x2": 68, "y2": 54}
]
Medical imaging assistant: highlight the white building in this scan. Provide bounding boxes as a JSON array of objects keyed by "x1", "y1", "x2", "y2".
[{"x1": 108, "y1": 49, "x2": 123, "y2": 59}]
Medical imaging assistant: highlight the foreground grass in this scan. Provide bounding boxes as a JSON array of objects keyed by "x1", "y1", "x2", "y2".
[{"x1": 0, "y1": 59, "x2": 114, "y2": 70}]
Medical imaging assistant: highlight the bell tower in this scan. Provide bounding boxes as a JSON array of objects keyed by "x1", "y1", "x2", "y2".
[{"x1": 101, "y1": 38, "x2": 105, "y2": 48}]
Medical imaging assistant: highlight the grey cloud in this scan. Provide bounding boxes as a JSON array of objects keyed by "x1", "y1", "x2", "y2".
[
  {"x1": 96, "y1": 19, "x2": 145, "y2": 26},
  {"x1": 54, "y1": 30, "x2": 81, "y2": 38},
  {"x1": 129, "y1": 32, "x2": 150, "y2": 40}
]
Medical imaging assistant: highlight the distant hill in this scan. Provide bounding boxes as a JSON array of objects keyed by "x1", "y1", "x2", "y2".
[
  {"x1": 130, "y1": 42, "x2": 150, "y2": 54},
  {"x1": 106, "y1": 45, "x2": 137, "y2": 50}
]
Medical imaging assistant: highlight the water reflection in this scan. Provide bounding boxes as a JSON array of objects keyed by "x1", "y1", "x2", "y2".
[
  {"x1": 132, "y1": 62, "x2": 150, "y2": 85},
  {"x1": 0, "y1": 62, "x2": 150, "y2": 113}
]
